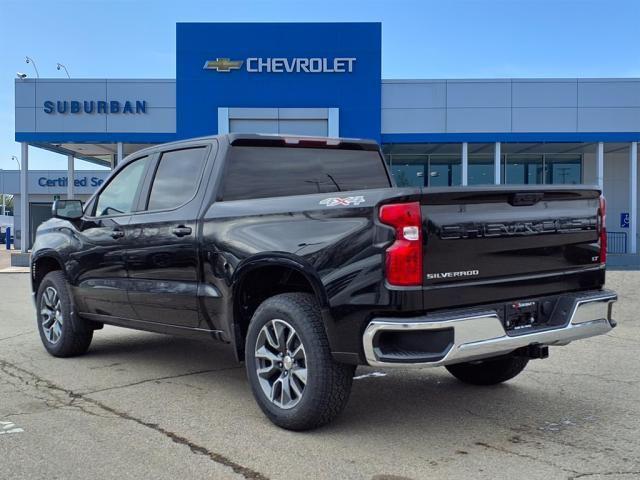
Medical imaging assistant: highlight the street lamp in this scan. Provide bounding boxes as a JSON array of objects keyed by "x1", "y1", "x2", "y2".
[
  {"x1": 56, "y1": 63, "x2": 70, "y2": 78},
  {"x1": 25, "y1": 56, "x2": 39, "y2": 78},
  {"x1": 1, "y1": 169, "x2": 4, "y2": 216},
  {"x1": 11, "y1": 155, "x2": 20, "y2": 169}
]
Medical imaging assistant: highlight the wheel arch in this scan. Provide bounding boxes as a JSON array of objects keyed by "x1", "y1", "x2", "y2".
[
  {"x1": 31, "y1": 251, "x2": 66, "y2": 295},
  {"x1": 230, "y1": 254, "x2": 329, "y2": 361}
]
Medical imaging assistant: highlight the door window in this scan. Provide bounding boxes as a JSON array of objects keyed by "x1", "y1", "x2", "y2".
[
  {"x1": 95, "y1": 157, "x2": 149, "y2": 217},
  {"x1": 146, "y1": 147, "x2": 208, "y2": 211}
]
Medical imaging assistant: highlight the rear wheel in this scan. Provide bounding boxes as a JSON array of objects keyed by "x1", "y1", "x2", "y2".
[
  {"x1": 36, "y1": 271, "x2": 93, "y2": 357},
  {"x1": 445, "y1": 354, "x2": 529, "y2": 385},
  {"x1": 245, "y1": 293, "x2": 355, "y2": 430}
]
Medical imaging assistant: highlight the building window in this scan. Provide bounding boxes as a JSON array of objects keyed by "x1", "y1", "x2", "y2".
[
  {"x1": 383, "y1": 143, "x2": 584, "y2": 187},
  {"x1": 503, "y1": 153, "x2": 583, "y2": 185},
  {"x1": 468, "y1": 155, "x2": 495, "y2": 185},
  {"x1": 501, "y1": 143, "x2": 585, "y2": 185},
  {"x1": 544, "y1": 155, "x2": 582, "y2": 184},
  {"x1": 386, "y1": 155, "x2": 426, "y2": 187},
  {"x1": 429, "y1": 155, "x2": 461, "y2": 186},
  {"x1": 504, "y1": 154, "x2": 544, "y2": 185},
  {"x1": 383, "y1": 144, "x2": 462, "y2": 187}
]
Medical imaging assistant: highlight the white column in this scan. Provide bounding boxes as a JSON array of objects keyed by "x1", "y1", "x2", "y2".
[
  {"x1": 461, "y1": 142, "x2": 468, "y2": 186},
  {"x1": 328, "y1": 108, "x2": 340, "y2": 137},
  {"x1": 116, "y1": 142, "x2": 124, "y2": 166},
  {"x1": 20, "y1": 143, "x2": 29, "y2": 253},
  {"x1": 217, "y1": 108, "x2": 229, "y2": 134},
  {"x1": 597, "y1": 141, "x2": 604, "y2": 190},
  {"x1": 494, "y1": 142, "x2": 501, "y2": 185},
  {"x1": 630, "y1": 142, "x2": 638, "y2": 254},
  {"x1": 67, "y1": 155, "x2": 75, "y2": 200}
]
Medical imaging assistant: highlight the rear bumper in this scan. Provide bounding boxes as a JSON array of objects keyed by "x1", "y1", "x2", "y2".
[{"x1": 363, "y1": 289, "x2": 617, "y2": 368}]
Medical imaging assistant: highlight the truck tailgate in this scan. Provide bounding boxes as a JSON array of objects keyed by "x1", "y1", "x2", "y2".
[{"x1": 420, "y1": 186, "x2": 605, "y2": 310}]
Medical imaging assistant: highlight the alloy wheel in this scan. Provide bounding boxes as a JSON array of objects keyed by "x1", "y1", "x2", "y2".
[
  {"x1": 254, "y1": 319, "x2": 307, "y2": 409},
  {"x1": 40, "y1": 286, "x2": 63, "y2": 344}
]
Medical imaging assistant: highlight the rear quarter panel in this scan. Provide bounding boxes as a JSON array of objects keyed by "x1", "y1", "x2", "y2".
[{"x1": 199, "y1": 188, "x2": 424, "y2": 356}]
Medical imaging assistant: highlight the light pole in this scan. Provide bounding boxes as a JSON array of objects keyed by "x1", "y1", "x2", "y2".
[
  {"x1": 25, "y1": 56, "x2": 39, "y2": 78},
  {"x1": 1, "y1": 169, "x2": 4, "y2": 216},
  {"x1": 56, "y1": 63, "x2": 70, "y2": 78},
  {"x1": 11, "y1": 155, "x2": 20, "y2": 169}
]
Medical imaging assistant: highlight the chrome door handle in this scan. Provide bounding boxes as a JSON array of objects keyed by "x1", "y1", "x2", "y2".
[
  {"x1": 172, "y1": 226, "x2": 192, "y2": 237},
  {"x1": 111, "y1": 229, "x2": 125, "y2": 239}
]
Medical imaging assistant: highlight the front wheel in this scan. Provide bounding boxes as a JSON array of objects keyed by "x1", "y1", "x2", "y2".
[
  {"x1": 245, "y1": 293, "x2": 355, "y2": 431},
  {"x1": 445, "y1": 354, "x2": 529, "y2": 385},
  {"x1": 36, "y1": 271, "x2": 93, "y2": 357}
]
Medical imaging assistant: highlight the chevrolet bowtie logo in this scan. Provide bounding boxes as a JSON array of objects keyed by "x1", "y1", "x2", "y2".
[{"x1": 203, "y1": 58, "x2": 244, "y2": 72}]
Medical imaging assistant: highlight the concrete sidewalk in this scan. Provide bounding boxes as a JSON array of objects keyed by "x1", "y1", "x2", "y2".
[{"x1": 0, "y1": 249, "x2": 29, "y2": 273}]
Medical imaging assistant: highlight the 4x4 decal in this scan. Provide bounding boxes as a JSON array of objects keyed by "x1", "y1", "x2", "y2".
[{"x1": 319, "y1": 196, "x2": 366, "y2": 207}]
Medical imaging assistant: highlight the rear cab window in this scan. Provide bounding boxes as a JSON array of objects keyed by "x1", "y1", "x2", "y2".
[{"x1": 221, "y1": 144, "x2": 391, "y2": 201}]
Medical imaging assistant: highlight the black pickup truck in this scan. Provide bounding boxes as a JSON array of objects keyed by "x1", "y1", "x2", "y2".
[{"x1": 31, "y1": 134, "x2": 617, "y2": 430}]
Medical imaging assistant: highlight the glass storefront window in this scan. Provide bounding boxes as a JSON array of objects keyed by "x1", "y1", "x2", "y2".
[
  {"x1": 384, "y1": 144, "x2": 462, "y2": 187},
  {"x1": 429, "y1": 155, "x2": 461, "y2": 186},
  {"x1": 388, "y1": 155, "x2": 427, "y2": 187},
  {"x1": 545, "y1": 155, "x2": 582, "y2": 184},
  {"x1": 504, "y1": 154, "x2": 544, "y2": 185},
  {"x1": 468, "y1": 154, "x2": 494, "y2": 185},
  {"x1": 384, "y1": 143, "x2": 584, "y2": 187}
]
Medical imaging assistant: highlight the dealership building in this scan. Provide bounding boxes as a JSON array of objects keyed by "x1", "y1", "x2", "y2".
[{"x1": 12, "y1": 22, "x2": 639, "y2": 257}]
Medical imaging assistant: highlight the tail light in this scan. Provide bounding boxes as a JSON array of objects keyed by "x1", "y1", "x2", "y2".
[
  {"x1": 598, "y1": 196, "x2": 607, "y2": 265},
  {"x1": 379, "y1": 202, "x2": 423, "y2": 286}
]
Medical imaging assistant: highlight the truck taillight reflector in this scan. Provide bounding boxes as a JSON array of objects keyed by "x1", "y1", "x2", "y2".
[
  {"x1": 598, "y1": 196, "x2": 607, "y2": 265},
  {"x1": 379, "y1": 202, "x2": 423, "y2": 286}
]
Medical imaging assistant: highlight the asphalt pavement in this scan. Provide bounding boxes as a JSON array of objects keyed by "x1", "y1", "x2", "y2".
[{"x1": 1, "y1": 271, "x2": 639, "y2": 480}]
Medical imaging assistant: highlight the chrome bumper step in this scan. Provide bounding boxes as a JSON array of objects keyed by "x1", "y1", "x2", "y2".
[{"x1": 363, "y1": 290, "x2": 617, "y2": 368}]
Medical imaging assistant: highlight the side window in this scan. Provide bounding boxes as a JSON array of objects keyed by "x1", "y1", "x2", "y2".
[
  {"x1": 95, "y1": 157, "x2": 149, "y2": 217},
  {"x1": 146, "y1": 147, "x2": 207, "y2": 211}
]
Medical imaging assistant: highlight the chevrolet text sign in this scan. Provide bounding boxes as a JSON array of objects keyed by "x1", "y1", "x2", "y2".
[
  {"x1": 204, "y1": 57, "x2": 356, "y2": 73},
  {"x1": 178, "y1": 23, "x2": 381, "y2": 140}
]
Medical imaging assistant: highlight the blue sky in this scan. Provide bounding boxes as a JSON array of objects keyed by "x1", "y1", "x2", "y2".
[{"x1": 1, "y1": 0, "x2": 638, "y2": 171}]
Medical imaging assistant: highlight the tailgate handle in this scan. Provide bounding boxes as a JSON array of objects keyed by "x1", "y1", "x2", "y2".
[{"x1": 510, "y1": 192, "x2": 544, "y2": 206}]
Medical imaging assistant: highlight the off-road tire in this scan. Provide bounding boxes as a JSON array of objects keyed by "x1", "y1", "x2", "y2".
[
  {"x1": 36, "y1": 271, "x2": 93, "y2": 357},
  {"x1": 245, "y1": 292, "x2": 355, "y2": 430},
  {"x1": 445, "y1": 354, "x2": 529, "y2": 385}
]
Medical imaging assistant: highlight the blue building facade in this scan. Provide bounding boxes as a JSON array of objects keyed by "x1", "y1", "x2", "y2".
[{"x1": 12, "y1": 22, "x2": 640, "y2": 255}]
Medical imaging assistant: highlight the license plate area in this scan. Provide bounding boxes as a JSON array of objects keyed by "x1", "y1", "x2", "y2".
[
  {"x1": 504, "y1": 300, "x2": 542, "y2": 332},
  {"x1": 502, "y1": 295, "x2": 576, "y2": 335}
]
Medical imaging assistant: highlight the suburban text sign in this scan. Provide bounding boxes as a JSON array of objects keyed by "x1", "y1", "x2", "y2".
[{"x1": 43, "y1": 100, "x2": 147, "y2": 115}]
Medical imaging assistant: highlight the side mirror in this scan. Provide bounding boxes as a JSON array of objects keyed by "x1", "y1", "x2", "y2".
[{"x1": 52, "y1": 199, "x2": 83, "y2": 220}]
